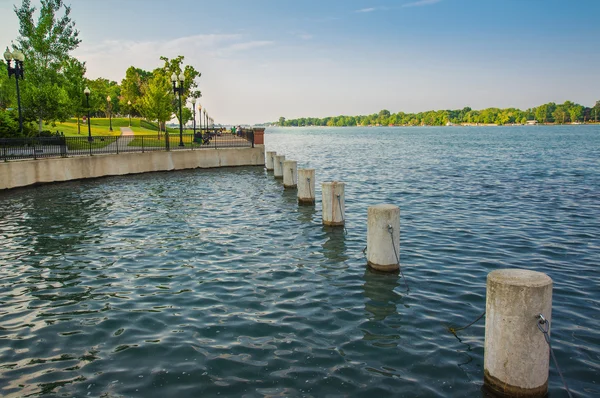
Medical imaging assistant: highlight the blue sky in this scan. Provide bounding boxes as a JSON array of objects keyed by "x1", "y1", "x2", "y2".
[{"x1": 1, "y1": 0, "x2": 599, "y2": 124}]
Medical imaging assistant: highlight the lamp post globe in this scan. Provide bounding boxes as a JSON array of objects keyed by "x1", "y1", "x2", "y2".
[
  {"x1": 84, "y1": 87, "x2": 92, "y2": 142},
  {"x1": 106, "y1": 95, "x2": 113, "y2": 131}
]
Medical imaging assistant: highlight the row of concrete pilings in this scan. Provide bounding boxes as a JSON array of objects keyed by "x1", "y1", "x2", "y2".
[{"x1": 266, "y1": 150, "x2": 562, "y2": 398}]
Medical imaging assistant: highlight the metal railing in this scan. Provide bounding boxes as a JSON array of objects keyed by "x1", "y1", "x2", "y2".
[{"x1": 0, "y1": 130, "x2": 255, "y2": 161}]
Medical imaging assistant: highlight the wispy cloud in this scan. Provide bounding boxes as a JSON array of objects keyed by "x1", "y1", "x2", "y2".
[
  {"x1": 298, "y1": 34, "x2": 313, "y2": 40},
  {"x1": 402, "y1": 0, "x2": 443, "y2": 7},
  {"x1": 73, "y1": 34, "x2": 275, "y2": 81},
  {"x1": 356, "y1": 7, "x2": 376, "y2": 13}
]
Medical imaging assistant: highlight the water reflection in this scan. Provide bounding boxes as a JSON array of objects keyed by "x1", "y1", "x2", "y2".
[
  {"x1": 296, "y1": 204, "x2": 316, "y2": 223},
  {"x1": 21, "y1": 185, "x2": 100, "y2": 257},
  {"x1": 321, "y1": 227, "x2": 348, "y2": 263},
  {"x1": 362, "y1": 269, "x2": 402, "y2": 321},
  {"x1": 280, "y1": 187, "x2": 298, "y2": 205}
]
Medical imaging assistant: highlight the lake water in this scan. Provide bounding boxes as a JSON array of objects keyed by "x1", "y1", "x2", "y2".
[{"x1": 0, "y1": 126, "x2": 598, "y2": 397}]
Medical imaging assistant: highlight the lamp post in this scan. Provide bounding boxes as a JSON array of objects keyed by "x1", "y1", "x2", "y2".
[
  {"x1": 171, "y1": 72, "x2": 185, "y2": 147},
  {"x1": 84, "y1": 87, "x2": 92, "y2": 142},
  {"x1": 106, "y1": 96, "x2": 113, "y2": 131},
  {"x1": 191, "y1": 97, "x2": 197, "y2": 137},
  {"x1": 204, "y1": 109, "x2": 208, "y2": 132},
  {"x1": 4, "y1": 47, "x2": 25, "y2": 133},
  {"x1": 198, "y1": 104, "x2": 202, "y2": 132},
  {"x1": 127, "y1": 100, "x2": 132, "y2": 127}
]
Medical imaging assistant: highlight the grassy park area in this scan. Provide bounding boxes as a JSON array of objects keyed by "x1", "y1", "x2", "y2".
[{"x1": 43, "y1": 117, "x2": 169, "y2": 137}]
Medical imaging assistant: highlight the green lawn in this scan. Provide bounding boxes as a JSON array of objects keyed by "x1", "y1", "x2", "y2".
[
  {"x1": 43, "y1": 117, "x2": 168, "y2": 137},
  {"x1": 44, "y1": 117, "x2": 201, "y2": 138}
]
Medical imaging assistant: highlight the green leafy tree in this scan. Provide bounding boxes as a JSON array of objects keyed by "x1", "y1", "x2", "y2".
[
  {"x1": 13, "y1": 0, "x2": 81, "y2": 132},
  {"x1": 120, "y1": 66, "x2": 151, "y2": 116},
  {"x1": 140, "y1": 73, "x2": 172, "y2": 136},
  {"x1": 0, "y1": 109, "x2": 20, "y2": 137},
  {"x1": 157, "y1": 55, "x2": 201, "y2": 125},
  {"x1": 568, "y1": 104, "x2": 583, "y2": 123},
  {"x1": 0, "y1": 60, "x2": 17, "y2": 110},
  {"x1": 279, "y1": 116, "x2": 285, "y2": 126},
  {"x1": 62, "y1": 58, "x2": 86, "y2": 134},
  {"x1": 553, "y1": 106, "x2": 567, "y2": 124}
]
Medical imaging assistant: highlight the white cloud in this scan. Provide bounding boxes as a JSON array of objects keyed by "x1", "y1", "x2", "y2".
[
  {"x1": 298, "y1": 34, "x2": 313, "y2": 40},
  {"x1": 356, "y1": 7, "x2": 376, "y2": 13},
  {"x1": 402, "y1": 0, "x2": 443, "y2": 7}
]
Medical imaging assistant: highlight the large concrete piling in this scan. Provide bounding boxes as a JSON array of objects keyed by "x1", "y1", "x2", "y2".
[
  {"x1": 484, "y1": 269, "x2": 553, "y2": 397},
  {"x1": 298, "y1": 169, "x2": 315, "y2": 205},
  {"x1": 266, "y1": 151, "x2": 276, "y2": 171},
  {"x1": 273, "y1": 155, "x2": 285, "y2": 179},
  {"x1": 322, "y1": 181, "x2": 345, "y2": 226},
  {"x1": 367, "y1": 204, "x2": 400, "y2": 272},
  {"x1": 283, "y1": 160, "x2": 297, "y2": 189}
]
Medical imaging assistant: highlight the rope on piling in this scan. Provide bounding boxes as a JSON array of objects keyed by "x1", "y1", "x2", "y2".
[
  {"x1": 307, "y1": 177, "x2": 313, "y2": 201},
  {"x1": 336, "y1": 194, "x2": 348, "y2": 235},
  {"x1": 387, "y1": 224, "x2": 409, "y2": 292},
  {"x1": 537, "y1": 314, "x2": 573, "y2": 398},
  {"x1": 448, "y1": 311, "x2": 486, "y2": 336}
]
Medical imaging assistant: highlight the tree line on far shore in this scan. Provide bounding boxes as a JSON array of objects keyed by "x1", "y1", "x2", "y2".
[
  {"x1": 277, "y1": 100, "x2": 600, "y2": 127},
  {"x1": 0, "y1": 0, "x2": 202, "y2": 138}
]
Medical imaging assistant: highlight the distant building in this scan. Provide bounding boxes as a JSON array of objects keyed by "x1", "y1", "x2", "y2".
[{"x1": 526, "y1": 120, "x2": 538, "y2": 125}]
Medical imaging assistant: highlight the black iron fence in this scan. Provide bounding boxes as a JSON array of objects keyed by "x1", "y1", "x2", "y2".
[{"x1": 0, "y1": 129, "x2": 254, "y2": 161}]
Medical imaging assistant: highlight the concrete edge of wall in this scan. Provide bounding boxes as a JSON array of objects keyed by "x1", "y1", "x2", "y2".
[{"x1": 0, "y1": 145, "x2": 265, "y2": 191}]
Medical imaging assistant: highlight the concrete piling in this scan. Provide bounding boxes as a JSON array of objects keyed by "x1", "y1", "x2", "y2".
[
  {"x1": 484, "y1": 269, "x2": 553, "y2": 397},
  {"x1": 266, "y1": 151, "x2": 276, "y2": 171},
  {"x1": 366, "y1": 204, "x2": 400, "y2": 272},
  {"x1": 298, "y1": 169, "x2": 315, "y2": 205},
  {"x1": 283, "y1": 160, "x2": 297, "y2": 189},
  {"x1": 322, "y1": 181, "x2": 345, "y2": 226},
  {"x1": 273, "y1": 155, "x2": 285, "y2": 179}
]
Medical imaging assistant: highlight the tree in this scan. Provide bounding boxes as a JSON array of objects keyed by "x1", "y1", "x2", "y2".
[
  {"x1": 0, "y1": 60, "x2": 17, "y2": 110},
  {"x1": 140, "y1": 73, "x2": 172, "y2": 136},
  {"x1": 14, "y1": 0, "x2": 81, "y2": 133},
  {"x1": 62, "y1": 58, "x2": 86, "y2": 134},
  {"x1": 157, "y1": 55, "x2": 201, "y2": 125},
  {"x1": 181, "y1": 107, "x2": 192, "y2": 126},
  {"x1": 279, "y1": 117, "x2": 285, "y2": 126},
  {"x1": 121, "y1": 66, "x2": 151, "y2": 116},
  {"x1": 553, "y1": 106, "x2": 567, "y2": 124},
  {"x1": 568, "y1": 104, "x2": 583, "y2": 123}
]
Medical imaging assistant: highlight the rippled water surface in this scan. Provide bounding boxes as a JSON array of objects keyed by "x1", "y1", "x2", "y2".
[{"x1": 1, "y1": 126, "x2": 599, "y2": 397}]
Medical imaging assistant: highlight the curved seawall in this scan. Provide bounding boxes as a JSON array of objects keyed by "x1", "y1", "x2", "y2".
[{"x1": 0, "y1": 145, "x2": 265, "y2": 190}]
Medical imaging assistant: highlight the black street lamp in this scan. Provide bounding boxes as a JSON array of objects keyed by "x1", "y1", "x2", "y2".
[
  {"x1": 4, "y1": 47, "x2": 25, "y2": 133},
  {"x1": 198, "y1": 103, "x2": 202, "y2": 132},
  {"x1": 127, "y1": 100, "x2": 132, "y2": 127},
  {"x1": 191, "y1": 97, "x2": 197, "y2": 136},
  {"x1": 171, "y1": 72, "x2": 185, "y2": 147},
  {"x1": 106, "y1": 95, "x2": 113, "y2": 131},
  {"x1": 84, "y1": 87, "x2": 92, "y2": 142}
]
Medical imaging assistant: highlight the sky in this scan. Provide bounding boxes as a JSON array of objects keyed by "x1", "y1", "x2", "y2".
[{"x1": 1, "y1": 0, "x2": 599, "y2": 125}]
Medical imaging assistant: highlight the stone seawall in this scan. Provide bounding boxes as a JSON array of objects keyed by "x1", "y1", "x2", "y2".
[{"x1": 0, "y1": 145, "x2": 265, "y2": 190}]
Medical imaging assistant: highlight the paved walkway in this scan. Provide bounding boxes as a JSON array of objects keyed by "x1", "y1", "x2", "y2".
[
  {"x1": 101, "y1": 127, "x2": 136, "y2": 152},
  {"x1": 120, "y1": 127, "x2": 134, "y2": 136}
]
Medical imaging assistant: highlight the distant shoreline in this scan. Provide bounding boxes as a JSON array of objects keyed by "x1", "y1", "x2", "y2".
[{"x1": 269, "y1": 122, "x2": 598, "y2": 127}]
